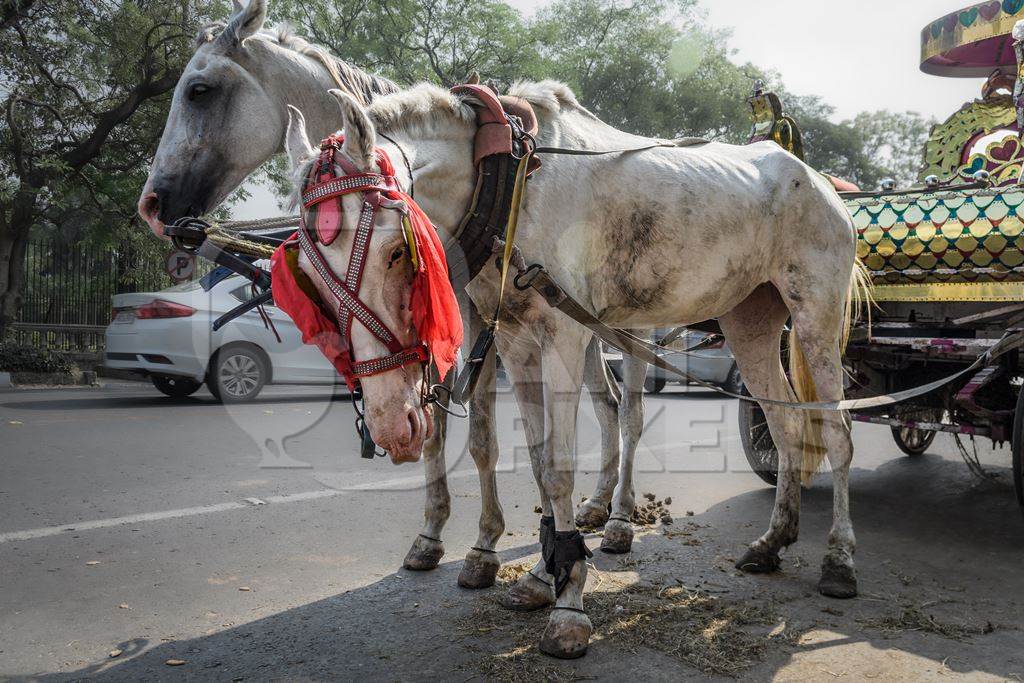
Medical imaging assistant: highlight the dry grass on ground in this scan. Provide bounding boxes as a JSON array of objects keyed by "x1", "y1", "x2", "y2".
[{"x1": 457, "y1": 564, "x2": 793, "y2": 680}]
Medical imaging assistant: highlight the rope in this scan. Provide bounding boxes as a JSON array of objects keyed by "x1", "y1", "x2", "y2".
[
  {"x1": 204, "y1": 229, "x2": 276, "y2": 259},
  {"x1": 216, "y1": 215, "x2": 301, "y2": 232}
]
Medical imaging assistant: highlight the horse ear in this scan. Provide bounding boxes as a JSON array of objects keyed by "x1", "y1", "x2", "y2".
[
  {"x1": 284, "y1": 105, "x2": 315, "y2": 172},
  {"x1": 328, "y1": 89, "x2": 377, "y2": 171},
  {"x1": 217, "y1": 0, "x2": 267, "y2": 51}
]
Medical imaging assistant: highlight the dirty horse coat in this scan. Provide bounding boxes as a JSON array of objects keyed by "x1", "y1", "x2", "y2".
[
  {"x1": 321, "y1": 80, "x2": 862, "y2": 658},
  {"x1": 136, "y1": 3, "x2": 637, "y2": 594}
]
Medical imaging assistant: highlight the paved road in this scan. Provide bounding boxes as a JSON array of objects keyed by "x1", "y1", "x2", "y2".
[{"x1": 2, "y1": 381, "x2": 1023, "y2": 681}]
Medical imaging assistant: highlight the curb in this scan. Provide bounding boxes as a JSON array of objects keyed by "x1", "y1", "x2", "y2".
[{"x1": 4, "y1": 370, "x2": 99, "y2": 388}]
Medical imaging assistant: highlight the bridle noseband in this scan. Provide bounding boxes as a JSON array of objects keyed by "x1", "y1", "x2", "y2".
[{"x1": 299, "y1": 135, "x2": 428, "y2": 390}]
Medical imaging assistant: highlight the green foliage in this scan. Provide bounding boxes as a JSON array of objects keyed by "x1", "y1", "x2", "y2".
[
  {"x1": 0, "y1": 340, "x2": 73, "y2": 373},
  {"x1": 1, "y1": 0, "x2": 947, "y2": 307},
  {"x1": 852, "y1": 110, "x2": 935, "y2": 186}
]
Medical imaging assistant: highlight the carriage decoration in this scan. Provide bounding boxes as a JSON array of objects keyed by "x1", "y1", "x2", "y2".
[{"x1": 740, "y1": 2, "x2": 1024, "y2": 509}]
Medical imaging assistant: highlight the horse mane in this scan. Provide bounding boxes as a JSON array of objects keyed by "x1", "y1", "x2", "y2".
[
  {"x1": 194, "y1": 22, "x2": 400, "y2": 106},
  {"x1": 367, "y1": 80, "x2": 585, "y2": 135}
]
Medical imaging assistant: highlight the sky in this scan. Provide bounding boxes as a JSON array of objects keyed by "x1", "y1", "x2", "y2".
[{"x1": 233, "y1": 0, "x2": 988, "y2": 218}]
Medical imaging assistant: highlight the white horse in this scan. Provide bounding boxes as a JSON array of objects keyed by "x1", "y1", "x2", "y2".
[
  {"x1": 284, "y1": 83, "x2": 865, "y2": 658},
  {"x1": 136, "y1": 0, "x2": 644, "y2": 588}
]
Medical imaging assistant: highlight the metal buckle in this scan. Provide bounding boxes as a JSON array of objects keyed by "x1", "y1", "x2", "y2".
[
  {"x1": 425, "y1": 382, "x2": 470, "y2": 419},
  {"x1": 513, "y1": 263, "x2": 543, "y2": 291}
]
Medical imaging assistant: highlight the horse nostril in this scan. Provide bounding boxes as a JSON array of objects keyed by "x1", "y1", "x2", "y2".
[
  {"x1": 407, "y1": 410, "x2": 420, "y2": 445},
  {"x1": 139, "y1": 193, "x2": 159, "y2": 220}
]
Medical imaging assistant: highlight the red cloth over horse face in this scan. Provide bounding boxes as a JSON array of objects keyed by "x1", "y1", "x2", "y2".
[{"x1": 270, "y1": 135, "x2": 463, "y2": 392}]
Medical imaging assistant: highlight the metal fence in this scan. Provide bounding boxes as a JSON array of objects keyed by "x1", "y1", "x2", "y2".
[{"x1": 13, "y1": 238, "x2": 177, "y2": 352}]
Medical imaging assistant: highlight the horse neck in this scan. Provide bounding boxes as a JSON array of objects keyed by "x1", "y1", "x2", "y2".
[
  {"x1": 249, "y1": 40, "x2": 397, "y2": 143},
  {"x1": 388, "y1": 126, "x2": 478, "y2": 244}
]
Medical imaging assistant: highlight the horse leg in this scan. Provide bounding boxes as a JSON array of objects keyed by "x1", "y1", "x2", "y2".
[
  {"x1": 537, "y1": 327, "x2": 593, "y2": 659},
  {"x1": 602, "y1": 351, "x2": 646, "y2": 553},
  {"x1": 787, "y1": 301, "x2": 858, "y2": 598},
  {"x1": 719, "y1": 284, "x2": 805, "y2": 572},
  {"x1": 498, "y1": 337, "x2": 557, "y2": 612},
  {"x1": 575, "y1": 337, "x2": 621, "y2": 529},
  {"x1": 402, "y1": 389, "x2": 450, "y2": 571},
  {"x1": 458, "y1": 338, "x2": 505, "y2": 588}
]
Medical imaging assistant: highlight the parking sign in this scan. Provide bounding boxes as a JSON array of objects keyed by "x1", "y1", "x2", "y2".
[{"x1": 165, "y1": 249, "x2": 196, "y2": 282}]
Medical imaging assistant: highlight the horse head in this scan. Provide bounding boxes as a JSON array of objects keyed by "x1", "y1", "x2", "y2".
[{"x1": 283, "y1": 93, "x2": 462, "y2": 463}]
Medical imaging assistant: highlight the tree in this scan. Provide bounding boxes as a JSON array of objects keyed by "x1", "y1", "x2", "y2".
[
  {"x1": 852, "y1": 110, "x2": 934, "y2": 186},
  {"x1": 0, "y1": 0, "x2": 946, "y2": 335},
  {"x1": 275, "y1": 0, "x2": 543, "y2": 87},
  {"x1": 0, "y1": 0, "x2": 229, "y2": 333}
]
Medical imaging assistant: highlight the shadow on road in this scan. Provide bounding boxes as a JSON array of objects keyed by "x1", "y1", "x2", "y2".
[{"x1": 16, "y1": 446, "x2": 1024, "y2": 681}]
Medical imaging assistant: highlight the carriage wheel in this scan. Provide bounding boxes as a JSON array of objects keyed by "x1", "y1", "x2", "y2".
[
  {"x1": 738, "y1": 397, "x2": 779, "y2": 486},
  {"x1": 1012, "y1": 388, "x2": 1024, "y2": 512},
  {"x1": 890, "y1": 425, "x2": 936, "y2": 456},
  {"x1": 890, "y1": 407, "x2": 940, "y2": 456}
]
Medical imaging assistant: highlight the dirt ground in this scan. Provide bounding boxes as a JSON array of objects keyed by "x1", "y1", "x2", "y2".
[
  {"x1": 32, "y1": 458, "x2": 1024, "y2": 682},
  {"x1": 4, "y1": 386, "x2": 1023, "y2": 682}
]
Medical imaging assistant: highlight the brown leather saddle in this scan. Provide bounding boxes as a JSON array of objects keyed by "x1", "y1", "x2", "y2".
[{"x1": 447, "y1": 83, "x2": 541, "y2": 286}]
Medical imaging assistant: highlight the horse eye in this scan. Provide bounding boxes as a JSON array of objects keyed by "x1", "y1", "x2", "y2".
[
  {"x1": 391, "y1": 248, "x2": 404, "y2": 262},
  {"x1": 188, "y1": 83, "x2": 211, "y2": 101}
]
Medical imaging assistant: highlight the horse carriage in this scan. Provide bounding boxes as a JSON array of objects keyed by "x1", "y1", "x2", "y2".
[
  {"x1": 739, "y1": 3, "x2": 1024, "y2": 511},
  {"x1": 143, "y1": 0, "x2": 1024, "y2": 658}
]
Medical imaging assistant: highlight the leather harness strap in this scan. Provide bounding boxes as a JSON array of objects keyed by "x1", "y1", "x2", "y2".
[
  {"x1": 514, "y1": 266, "x2": 1024, "y2": 412},
  {"x1": 296, "y1": 135, "x2": 428, "y2": 387}
]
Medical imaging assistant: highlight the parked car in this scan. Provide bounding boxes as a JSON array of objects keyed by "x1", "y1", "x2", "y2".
[
  {"x1": 104, "y1": 270, "x2": 339, "y2": 402},
  {"x1": 602, "y1": 328, "x2": 743, "y2": 395}
]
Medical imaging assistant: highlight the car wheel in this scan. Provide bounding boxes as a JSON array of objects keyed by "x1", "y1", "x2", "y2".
[
  {"x1": 151, "y1": 375, "x2": 202, "y2": 398},
  {"x1": 724, "y1": 364, "x2": 744, "y2": 394},
  {"x1": 644, "y1": 374, "x2": 666, "y2": 394},
  {"x1": 208, "y1": 346, "x2": 267, "y2": 403}
]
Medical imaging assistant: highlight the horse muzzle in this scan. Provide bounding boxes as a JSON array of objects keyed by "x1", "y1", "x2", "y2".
[{"x1": 371, "y1": 403, "x2": 431, "y2": 465}]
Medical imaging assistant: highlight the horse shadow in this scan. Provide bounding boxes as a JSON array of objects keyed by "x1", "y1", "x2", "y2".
[{"x1": 13, "y1": 453, "x2": 1024, "y2": 681}]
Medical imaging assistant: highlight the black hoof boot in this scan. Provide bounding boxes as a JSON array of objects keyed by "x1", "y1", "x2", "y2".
[
  {"x1": 735, "y1": 544, "x2": 782, "y2": 573},
  {"x1": 818, "y1": 551, "x2": 857, "y2": 599}
]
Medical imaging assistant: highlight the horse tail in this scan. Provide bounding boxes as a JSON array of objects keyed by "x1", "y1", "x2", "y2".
[
  {"x1": 789, "y1": 256, "x2": 873, "y2": 485},
  {"x1": 842, "y1": 256, "x2": 874, "y2": 352},
  {"x1": 787, "y1": 328, "x2": 825, "y2": 486}
]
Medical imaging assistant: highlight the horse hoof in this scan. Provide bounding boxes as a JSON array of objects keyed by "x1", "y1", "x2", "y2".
[
  {"x1": 735, "y1": 545, "x2": 781, "y2": 573},
  {"x1": 503, "y1": 571, "x2": 555, "y2": 612},
  {"x1": 599, "y1": 519, "x2": 633, "y2": 554},
  {"x1": 539, "y1": 609, "x2": 592, "y2": 659},
  {"x1": 575, "y1": 499, "x2": 610, "y2": 529},
  {"x1": 403, "y1": 536, "x2": 444, "y2": 571},
  {"x1": 818, "y1": 552, "x2": 858, "y2": 599},
  {"x1": 458, "y1": 549, "x2": 500, "y2": 589}
]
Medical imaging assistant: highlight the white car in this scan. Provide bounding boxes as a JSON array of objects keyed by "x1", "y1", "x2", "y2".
[{"x1": 104, "y1": 272, "x2": 339, "y2": 402}]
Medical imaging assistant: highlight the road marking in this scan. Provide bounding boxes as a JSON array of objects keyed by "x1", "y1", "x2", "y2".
[
  {"x1": 0, "y1": 433, "x2": 744, "y2": 544},
  {"x1": 0, "y1": 501, "x2": 247, "y2": 543},
  {"x1": 0, "y1": 467, "x2": 476, "y2": 544}
]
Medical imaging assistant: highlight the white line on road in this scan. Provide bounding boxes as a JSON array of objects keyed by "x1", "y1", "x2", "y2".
[
  {"x1": 1, "y1": 435, "x2": 743, "y2": 544},
  {"x1": 0, "y1": 501, "x2": 248, "y2": 543}
]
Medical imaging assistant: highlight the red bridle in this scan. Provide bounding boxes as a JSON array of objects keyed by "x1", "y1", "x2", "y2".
[{"x1": 295, "y1": 135, "x2": 427, "y2": 388}]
